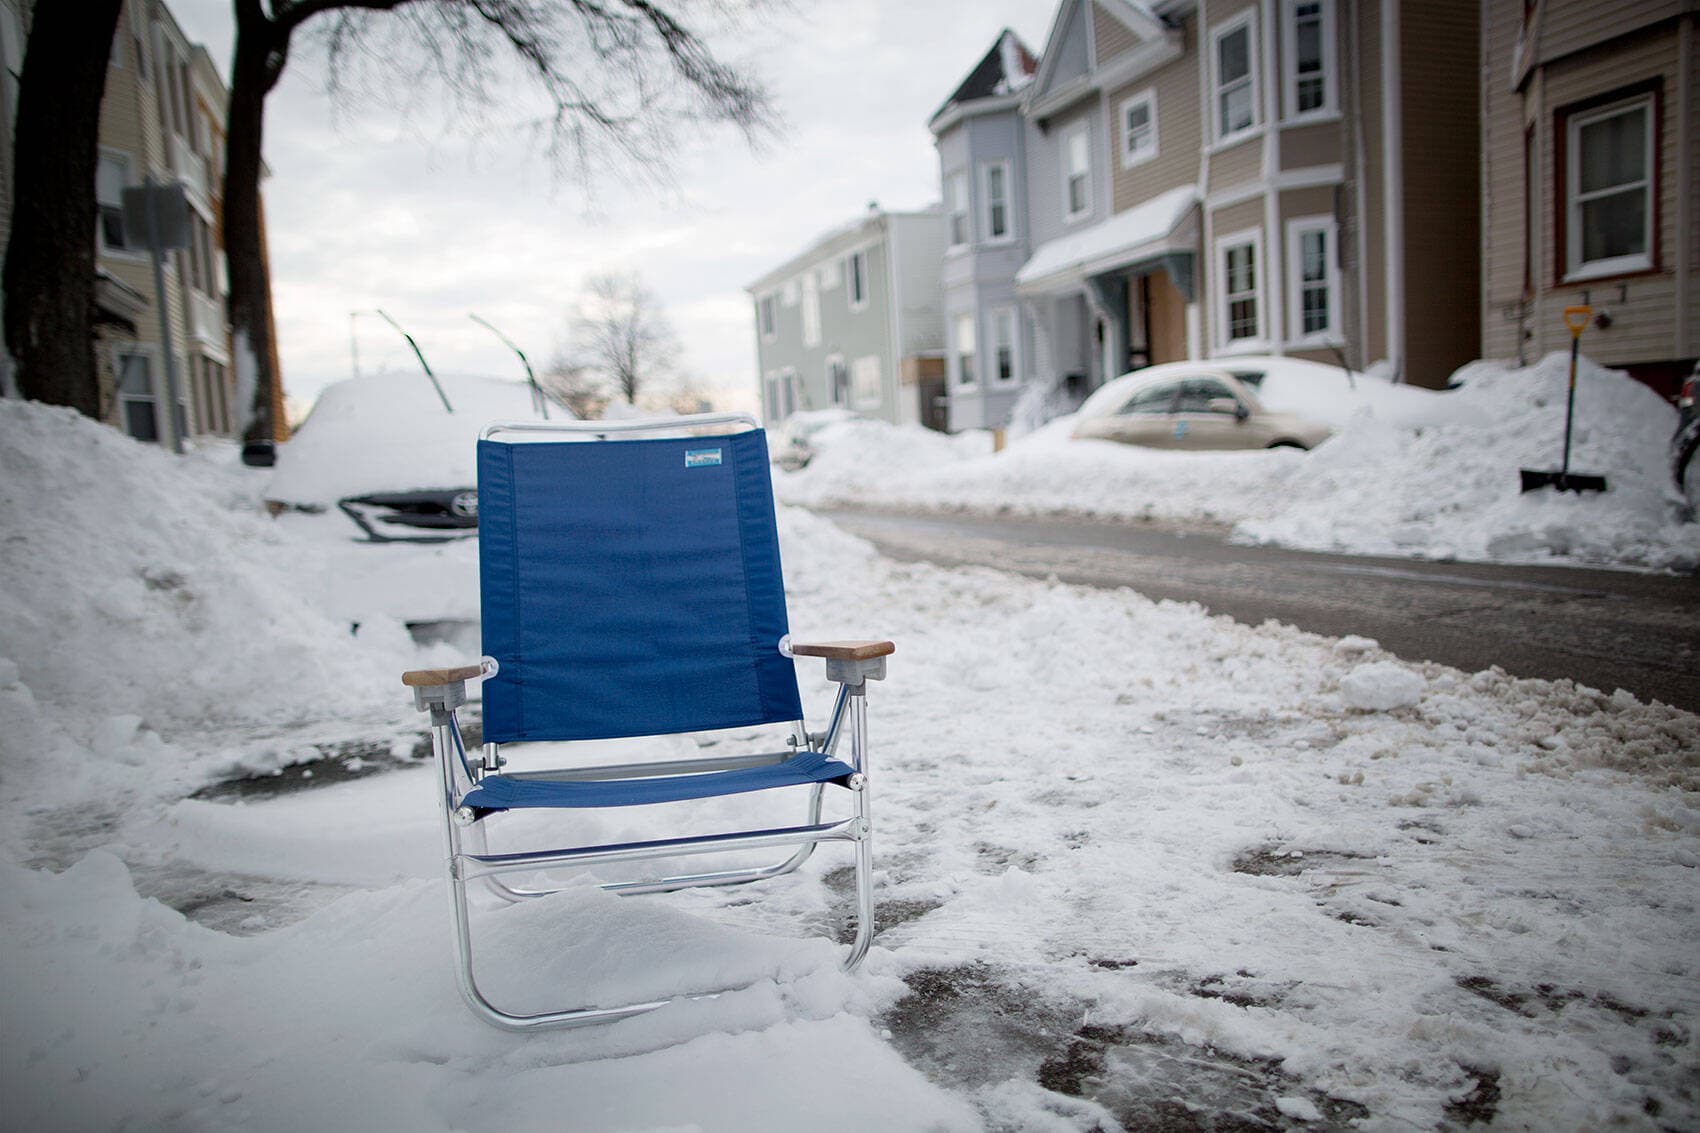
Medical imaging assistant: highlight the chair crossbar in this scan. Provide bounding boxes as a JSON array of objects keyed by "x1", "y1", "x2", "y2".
[
  {"x1": 500, "y1": 749, "x2": 793, "y2": 783},
  {"x1": 460, "y1": 818, "x2": 862, "y2": 880}
]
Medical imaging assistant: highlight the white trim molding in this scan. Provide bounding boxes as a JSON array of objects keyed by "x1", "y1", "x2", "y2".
[
  {"x1": 1213, "y1": 226, "x2": 1269, "y2": 352},
  {"x1": 1284, "y1": 214, "x2": 1342, "y2": 346},
  {"x1": 1118, "y1": 87, "x2": 1159, "y2": 169},
  {"x1": 1280, "y1": 0, "x2": 1337, "y2": 123},
  {"x1": 1209, "y1": 8, "x2": 1261, "y2": 147}
]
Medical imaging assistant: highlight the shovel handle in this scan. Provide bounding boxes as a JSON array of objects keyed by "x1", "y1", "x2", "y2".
[{"x1": 1563, "y1": 305, "x2": 1591, "y2": 338}]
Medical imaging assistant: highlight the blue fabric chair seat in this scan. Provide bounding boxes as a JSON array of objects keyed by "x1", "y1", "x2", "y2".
[{"x1": 460, "y1": 750, "x2": 855, "y2": 811}]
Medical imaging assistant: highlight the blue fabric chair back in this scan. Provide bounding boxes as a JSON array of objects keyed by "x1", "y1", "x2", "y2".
[{"x1": 477, "y1": 428, "x2": 803, "y2": 743}]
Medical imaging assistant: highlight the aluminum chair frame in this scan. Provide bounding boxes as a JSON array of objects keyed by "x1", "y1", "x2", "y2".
[{"x1": 403, "y1": 413, "x2": 888, "y2": 1032}]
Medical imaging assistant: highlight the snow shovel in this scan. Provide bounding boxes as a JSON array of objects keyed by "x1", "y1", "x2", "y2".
[{"x1": 1520, "y1": 306, "x2": 1608, "y2": 494}]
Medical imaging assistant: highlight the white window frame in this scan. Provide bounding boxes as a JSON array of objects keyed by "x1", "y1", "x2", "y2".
[
  {"x1": 1214, "y1": 227, "x2": 1267, "y2": 351},
  {"x1": 114, "y1": 348, "x2": 160, "y2": 443},
  {"x1": 1118, "y1": 88, "x2": 1159, "y2": 169},
  {"x1": 801, "y1": 271, "x2": 821, "y2": 348},
  {"x1": 947, "y1": 171, "x2": 971, "y2": 247},
  {"x1": 980, "y1": 161, "x2": 1012, "y2": 243},
  {"x1": 851, "y1": 355, "x2": 882, "y2": 409},
  {"x1": 95, "y1": 148, "x2": 142, "y2": 259},
  {"x1": 953, "y1": 313, "x2": 978, "y2": 387},
  {"x1": 825, "y1": 353, "x2": 849, "y2": 406},
  {"x1": 847, "y1": 249, "x2": 870, "y2": 311},
  {"x1": 1209, "y1": 10, "x2": 1260, "y2": 147},
  {"x1": 1284, "y1": 215, "x2": 1340, "y2": 345},
  {"x1": 757, "y1": 293, "x2": 777, "y2": 341},
  {"x1": 1563, "y1": 92, "x2": 1656, "y2": 281},
  {"x1": 1061, "y1": 119, "x2": 1092, "y2": 223},
  {"x1": 1281, "y1": 0, "x2": 1336, "y2": 123},
  {"x1": 990, "y1": 306, "x2": 1020, "y2": 384}
]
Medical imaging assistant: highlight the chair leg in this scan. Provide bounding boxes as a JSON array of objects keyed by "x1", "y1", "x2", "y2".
[
  {"x1": 427, "y1": 705, "x2": 872, "y2": 1028},
  {"x1": 841, "y1": 689, "x2": 875, "y2": 971}
]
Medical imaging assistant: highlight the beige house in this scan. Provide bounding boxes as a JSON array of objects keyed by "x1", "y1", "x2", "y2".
[
  {"x1": 1480, "y1": 0, "x2": 1698, "y2": 397},
  {"x1": 0, "y1": 0, "x2": 272, "y2": 445},
  {"x1": 1006, "y1": 0, "x2": 1481, "y2": 398}
]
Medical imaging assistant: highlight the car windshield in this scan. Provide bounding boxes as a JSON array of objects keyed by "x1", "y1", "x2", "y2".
[{"x1": 1116, "y1": 383, "x2": 1178, "y2": 415}]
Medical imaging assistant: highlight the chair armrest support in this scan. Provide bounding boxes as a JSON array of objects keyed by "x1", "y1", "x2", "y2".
[
  {"x1": 402, "y1": 662, "x2": 489, "y2": 713},
  {"x1": 789, "y1": 640, "x2": 894, "y2": 689}
]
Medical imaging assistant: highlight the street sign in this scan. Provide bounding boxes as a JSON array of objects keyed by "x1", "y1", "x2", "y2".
[{"x1": 121, "y1": 182, "x2": 190, "y2": 251}]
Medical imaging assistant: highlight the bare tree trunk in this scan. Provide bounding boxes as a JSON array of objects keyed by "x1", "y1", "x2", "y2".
[
  {"x1": 224, "y1": 0, "x2": 287, "y2": 446},
  {"x1": 1, "y1": 0, "x2": 123, "y2": 415}
]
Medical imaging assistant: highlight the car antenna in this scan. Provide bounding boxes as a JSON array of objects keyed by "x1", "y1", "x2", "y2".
[
  {"x1": 469, "y1": 313, "x2": 548, "y2": 419},
  {"x1": 373, "y1": 308, "x2": 453, "y2": 414}
]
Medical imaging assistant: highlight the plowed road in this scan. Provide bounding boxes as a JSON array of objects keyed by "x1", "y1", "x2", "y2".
[{"x1": 822, "y1": 508, "x2": 1700, "y2": 714}]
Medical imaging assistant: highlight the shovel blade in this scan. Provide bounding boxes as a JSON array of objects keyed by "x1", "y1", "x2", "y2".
[{"x1": 1520, "y1": 469, "x2": 1609, "y2": 493}]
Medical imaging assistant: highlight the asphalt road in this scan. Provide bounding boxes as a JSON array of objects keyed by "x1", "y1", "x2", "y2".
[{"x1": 822, "y1": 507, "x2": 1700, "y2": 714}]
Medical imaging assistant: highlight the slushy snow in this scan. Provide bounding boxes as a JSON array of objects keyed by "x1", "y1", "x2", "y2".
[{"x1": 2, "y1": 394, "x2": 1697, "y2": 1132}]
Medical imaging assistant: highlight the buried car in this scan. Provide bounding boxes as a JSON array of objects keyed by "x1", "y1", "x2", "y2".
[
  {"x1": 1072, "y1": 361, "x2": 1335, "y2": 450},
  {"x1": 265, "y1": 372, "x2": 565, "y2": 541},
  {"x1": 1674, "y1": 364, "x2": 1699, "y2": 511}
]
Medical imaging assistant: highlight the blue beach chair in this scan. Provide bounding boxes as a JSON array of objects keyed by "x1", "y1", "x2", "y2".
[{"x1": 402, "y1": 413, "x2": 891, "y2": 1031}]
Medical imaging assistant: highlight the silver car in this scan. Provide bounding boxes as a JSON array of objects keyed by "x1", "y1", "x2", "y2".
[{"x1": 1072, "y1": 365, "x2": 1333, "y2": 451}]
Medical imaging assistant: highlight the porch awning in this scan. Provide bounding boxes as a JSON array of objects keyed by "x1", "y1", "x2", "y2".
[{"x1": 1015, "y1": 186, "x2": 1198, "y2": 295}]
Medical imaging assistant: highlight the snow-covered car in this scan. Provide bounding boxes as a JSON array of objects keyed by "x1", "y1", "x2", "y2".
[
  {"x1": 1072, "y1": 361, "x2": 1335, "y2": 451},
  {"x1": 1672, "y1": 365, "x2": 1699, "y2": 511},
  {"x1": 770, "y1": 408, "x2": 856, "y2": 472},
  {"x1": 265, "y1": 372, "x2": 566, "y2": 541}
]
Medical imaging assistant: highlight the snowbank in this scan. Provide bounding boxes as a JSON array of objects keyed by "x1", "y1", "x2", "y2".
[{"x1": 777, "y1": 354, "x2": 1699, "y2": 572}]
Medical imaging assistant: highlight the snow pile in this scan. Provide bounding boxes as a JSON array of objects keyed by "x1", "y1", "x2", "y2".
[
  {"x1": 0, "y1": 401, "x2": 418, "y2": 833},
  {"x1": 266, "y1": 372, "x2": 556, "y2": 506},
  {"x1": 1239, "y1": 353, "x2": 1695, "y2": 569},
  {"x1": 775, "y1": 354, "x2": 1699, "y2": 571},
  {"x1": 1338, "y1": 661, "x2": 1426, "y2": 711}
]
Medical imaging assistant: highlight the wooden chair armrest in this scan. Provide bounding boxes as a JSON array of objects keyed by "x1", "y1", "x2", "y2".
[
  {"x1": 402, "y1": 664, "x2": 487, "y2": 687},
  {"x1": 788, "y1": 640, "x2": 895, "y2": 661}
]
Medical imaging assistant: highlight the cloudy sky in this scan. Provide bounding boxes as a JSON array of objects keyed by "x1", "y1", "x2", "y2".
[{"x1": 165, "y1": 1, "x2": 1054, "y2": 414}]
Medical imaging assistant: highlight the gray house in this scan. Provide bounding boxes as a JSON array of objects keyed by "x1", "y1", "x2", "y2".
[
  {"x1": 929, "y1": 31, "x2": 1040, "y2": 432},
  {"x1": 747, "y1": 205, "x2": 947, "y2": 428}
]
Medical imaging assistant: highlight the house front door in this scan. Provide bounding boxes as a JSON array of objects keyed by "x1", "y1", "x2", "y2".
[{"x1": 1145, "y1": 268, "x2": 1188, "y2": 364}]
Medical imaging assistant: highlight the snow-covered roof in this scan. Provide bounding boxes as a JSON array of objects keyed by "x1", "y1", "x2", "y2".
[
  {"x1": 1015, "y1": 186, "x2": 1198, "y2": 291},
  {"x1": 927, "y1": 30, "x2": 1038, "y2": 131}
]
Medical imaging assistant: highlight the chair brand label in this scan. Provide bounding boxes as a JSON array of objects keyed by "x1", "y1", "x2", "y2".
[{"x1": 684, "y1": 448, "x2": 724, "y2": 468}]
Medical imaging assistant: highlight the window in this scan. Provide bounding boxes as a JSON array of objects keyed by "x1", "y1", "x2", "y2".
[
  {"x1": 1211, "y1": 12, "x2": 1259, "y2": 143},
  {"x1": 1119, "y1": 89, "x2": 1158, "y2": 168},
  {"x1": 1282, "y1": 0, "x2": 1335, "y2": 120},
  {"x1": 981, "y1": 162, "x2": 1010, "y2": 240},
  {"x1": 947, "y1": 172, "x2": 970, "y2": 246},
  {"x1": 757, "y1": 294, "x2": 776, "y2": 339},
  {"x1": 1564, "y1": 91, "x2": 1655, "y2": 280},
  {"x1": 1285, "y1": 216, "x2": 1338, "y2": 342},
  {"x1": 1215, "y1": 230, "x2": 1263, "y2": 347},
  {"x1": 766, "y1": 369, "x2": 798, "y2": 419},
  {"x1": 991, "y1": 307, "x2": 1018, "y2": 383},
  {"x1": 96, "y1": 153, "x2": 131, "y2": 252},
  {"x1": 1117, "y1": 382, "x2": 1178, "y2": 415},
  {"x1": 827, "y1": 356, "x2": 849, "y2": 405},
  {"x1": 116, "y1": 353, "x2": 158, "y2": 442},
  {"x1": 801, "y1": 272, "x2": 820, "y2": 347},
  {"x1": 954, "y1": 314, "x2": 977, "y2": 385},
  {"x1": 1177, "y1": 378, "x2": 1237, "y2": 413},
  {"x1": 847, "y1": 250, "x2": 869, "y2": 310},
  {"x1": 1062, "y1": 120, "x2": 1091, "y2": 221},
  {"x1": 851, "y1": 356, "x2": 881, "y2": 407}
]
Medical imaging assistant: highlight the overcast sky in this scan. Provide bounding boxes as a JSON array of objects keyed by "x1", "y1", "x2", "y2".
[{"x1": 164, "y1": 1, "x2": 1054, "y2": 415}]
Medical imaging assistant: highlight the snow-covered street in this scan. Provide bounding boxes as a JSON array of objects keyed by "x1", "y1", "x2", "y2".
[{"x1": 2, "y1": 384, "x2": 1697, "y2": 1131}]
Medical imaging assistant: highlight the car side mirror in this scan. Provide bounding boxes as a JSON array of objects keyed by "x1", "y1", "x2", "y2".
[{"x1": 1208, "y1": 397, "x2": 1249, "y2": 421}]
